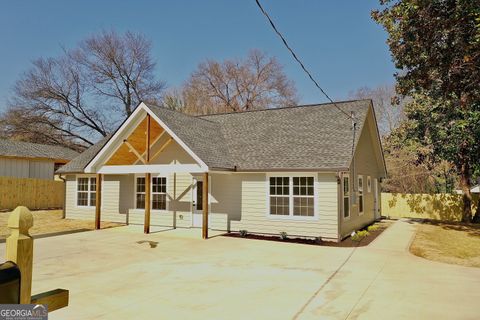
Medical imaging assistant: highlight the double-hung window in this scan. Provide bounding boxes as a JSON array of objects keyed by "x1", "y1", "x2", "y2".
[
  {"x1": 269, "y1": 176, "x2": 315, "y2": 218},
  {"x1": 136, "y1": 177, "x2": 146, "y2": 209},
  {"x1": 292, "y1": 177, "x2": 314, "y2": 216},
  {"x1": 136, "y1": 176, "x2": 167, "y2": 210},
  {"x1": 77, "y1": 177, "x2": 96, "y2": 207},
  {"x1": 358, "y1": 175, "x2": 364, "y2": 215},
  {"x1": 343, "y1": 175, "x2": 350, "y2": 219},
  {"x1": 269, "y1": 177, "x2": 290, "y2": 215},
  {"x1": 152, "y1": 177, "x2": 167, "y2": 210}
]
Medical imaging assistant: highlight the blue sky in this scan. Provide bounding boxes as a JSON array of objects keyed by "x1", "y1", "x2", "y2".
[{"x1": 0, "y1": 0, "x2": 395, "y2": 110}]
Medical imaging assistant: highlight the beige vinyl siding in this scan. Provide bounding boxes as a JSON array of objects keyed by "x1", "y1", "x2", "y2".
[
  {"x1": 211, "y1": 172, "x2": 338, "y2": 240},
  {"x1": 340, "y1": 108, "x2": 384, "y2": 238},
  {"x1": 65, "y1": 174, "x2": 96, "y2": 221},
  {"x1": 65, "y1": 139, "x2": 195, "y2": 227}
]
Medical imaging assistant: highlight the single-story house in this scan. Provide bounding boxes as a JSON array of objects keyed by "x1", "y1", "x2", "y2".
[
  {"x1": 57, "y1": 99, "x2": 386, "y2": 241},
  {"x1": 0, "y1": 139, "x2": 79, "y2": 180}
]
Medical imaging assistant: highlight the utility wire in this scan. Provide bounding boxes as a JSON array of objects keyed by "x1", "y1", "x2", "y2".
[{"x1": 254, "y1": 0, "x2": 355, "y2": 122}]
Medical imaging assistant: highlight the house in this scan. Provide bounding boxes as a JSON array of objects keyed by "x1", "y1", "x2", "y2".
[
  {"x1": 455, "y1": 184, "x2": 480, "y2": 194},
  {"x1": 57, "y1": 99, "x2": 386, "y2": 241},
  {"x1": 0, "y1": 139, "x2": 79, "y2": 180}
]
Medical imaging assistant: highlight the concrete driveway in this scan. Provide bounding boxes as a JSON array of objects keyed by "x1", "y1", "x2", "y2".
[{"x1": 1, "y1": 221, "x2": 479, "y2": 319}]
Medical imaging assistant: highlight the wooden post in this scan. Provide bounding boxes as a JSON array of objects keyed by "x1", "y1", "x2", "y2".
[
  {"x1": 144, "y1": 173, "x2": 151, "y2": 234},
  {"x1": 144, "y1": 114, "x2": 151, "y2": 234},
  {"x1": 6, "y1": 206, "x2": 33, "y2": 304},
  {"x1": 95, "y1": 174, "x2": 102, "y2": 230},
  {"x1": 202, "y1": 172, "x2": 209, "y2": 239}
]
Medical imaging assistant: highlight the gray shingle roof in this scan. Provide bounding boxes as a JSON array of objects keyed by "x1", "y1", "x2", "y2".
[
  {"x1": 58, "y1": 99, "x2": 373, "y2": 173},
  {"x1": 149, "y1": 106, "x2": 234, "y2": 169},
  {"x1": 199, "y1": 100, "x2": 370, "y2": 170},
  {"x1": 56, "y1": 135, "x2": 111, "y2": 174},
  {"x1": 0, "y1": 139, "x2": 79, "y2": 161}
]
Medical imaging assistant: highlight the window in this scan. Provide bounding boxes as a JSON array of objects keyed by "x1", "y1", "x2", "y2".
[
  {"x1": 136, "y1": 176, "x2": 167, "y2": 210},
  {"x1": 152, "y1": 177, "x2": 167, "y2": 210},
  {"x1": 269, "y1": 176, "x2": 315, "y2": 218},
  {"x1": 77, "y1": 177, "x2": 96, "y2": 207},
  {"x1": 293, "y1": 177, "x2": 314, "y2": 216},
  {"x1": 367, "y1": 176, "x2": 371, "y2": 193},
  {"x1": 358, "y1": 175, "x2": 364, "y2": 215},
  {"x1": 343, "y1": 175, "x2": 350, "y2": 218},
  {"x1": 269, "y1": 177, "x2": 290, "y2": 215},
  {"x1": 136, "y1": 177, "x2": 146, "y2": 209}
]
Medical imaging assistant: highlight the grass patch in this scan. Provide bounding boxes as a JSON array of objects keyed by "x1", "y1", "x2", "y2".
[
  {"x1": 0, "y1": 209, "x2": 123, "y2": 240},
  {"x1": 410, "y1": 221, "x2": 480, "y2": 268}
]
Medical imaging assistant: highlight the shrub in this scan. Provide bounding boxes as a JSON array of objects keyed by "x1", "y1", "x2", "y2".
[
  {"x1": 367, "y1": 224, "x2": 379, "y2": 232},
  {"x1": 279, "y1": 232, "x2": 288, "y2": 240},
  {"x1": 351, "y1": 230, "x2": 370, "y2": 242},
  {"x1": 239, "y1": 230, "x2": 248, "y2": 237}
]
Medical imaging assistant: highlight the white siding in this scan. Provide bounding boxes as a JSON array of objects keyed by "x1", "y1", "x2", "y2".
[
  {"x1": 340, "y1": 108, "x2": 384, "y2": 238},
  {"x1": 211, "y1": 172, "x2": 339, "y2": 240},
  {"x1": 65, "y1": 139, "x2": 196, "y2": 227}
]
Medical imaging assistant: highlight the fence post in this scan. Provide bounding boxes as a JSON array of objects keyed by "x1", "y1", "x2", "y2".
[{"x1": 6, "y1": 206, "x2": 33, "y2": 304}]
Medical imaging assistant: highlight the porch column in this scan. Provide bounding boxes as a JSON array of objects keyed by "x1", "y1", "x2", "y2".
[
  {"x1": 202, "y1": 172, "x2": 208, "y2": 239},
  {"x1": 144, "y1": 173, "x2": 151, "y2": 234},
  {"x1": 95, "y1": 173, "x2": 102, "y2": 230},
  {"x1": 144, "y1": 114, "x2": 151, "y2": 234}
]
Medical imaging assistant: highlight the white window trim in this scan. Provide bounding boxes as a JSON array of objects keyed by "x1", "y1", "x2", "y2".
[
  {"x1": 266, "y1": 173, "x2": 318, "y2": 221},
  {"x1": 75, "y1": 175, "x2": 97, "y2": 208},
  {"x1": 342, "y1": 174, "x2": 350, "y2": 220},
  {"x1": 358, "y1": 175, "x2": 364, "y2": 216},
  {"x1": 133, "y1": 173, "x2": 169, "y2": 212},
  {"x1": 367, "y1": 176, "x2": 371, "y2": 193}
]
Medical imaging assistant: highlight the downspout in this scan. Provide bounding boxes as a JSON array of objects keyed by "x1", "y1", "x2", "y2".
[{"x1": 58, "y1": 174, "x2": 67, "y2": 219}]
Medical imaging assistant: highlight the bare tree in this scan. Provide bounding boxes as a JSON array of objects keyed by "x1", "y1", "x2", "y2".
[
  {"x1": 2, "y1": 31, "x2": 164, "y2": 150},
  {"x1": 181, "y1": 50, "x2": 297, "y2": 115},
  {"x1": 348, "y1": 84, "x2": 406, "y2": 137}
]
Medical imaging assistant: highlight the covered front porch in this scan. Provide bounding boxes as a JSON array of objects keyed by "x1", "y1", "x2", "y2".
[{"x1": 85, "y1": 106, "x2": 214, "y2": 238}]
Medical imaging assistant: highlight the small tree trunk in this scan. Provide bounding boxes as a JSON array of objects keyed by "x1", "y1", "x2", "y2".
[
  {"x1": 472, "y1": 197, "x2": 480, "y2": 223},
  {"x1": 459, "y1": 161, "x2": 472, "y2": 222}
]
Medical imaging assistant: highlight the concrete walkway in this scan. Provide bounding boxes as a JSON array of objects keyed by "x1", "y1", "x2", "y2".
[
  {"x1": 297, "y1": 219, "x2": 480, "y2": 319},
  {"x1": 1, "y1": 220, "x2": 479, "y2": 319}
]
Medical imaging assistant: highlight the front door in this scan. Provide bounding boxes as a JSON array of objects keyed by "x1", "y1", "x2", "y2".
[{"x1": 192, "y1": 179, "x2": 203, "y2": 227}]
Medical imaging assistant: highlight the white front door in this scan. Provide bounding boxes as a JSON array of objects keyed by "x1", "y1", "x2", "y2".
[
  {"x1": 373, "y1": 178, "x2": 380, "y2": 219},
  {"x1": 192, "y1": 178, "x2": 204, "y2": 227}
]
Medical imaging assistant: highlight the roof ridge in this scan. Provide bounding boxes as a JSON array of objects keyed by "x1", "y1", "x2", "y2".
[
  {"x1": 147, "y1": 104, "x2": 219, "y2": 124},
  {"x1": 197, "y1": 99, "x2": 372, "y2": 118}
]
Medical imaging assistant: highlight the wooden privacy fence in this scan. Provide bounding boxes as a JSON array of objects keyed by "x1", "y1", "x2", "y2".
[
  {"x1": 381, "y1": 192, "x2": 479, "y2": 221},
  {"x1": 0, "y1": 177, "x2": 64, "y2": 210}
]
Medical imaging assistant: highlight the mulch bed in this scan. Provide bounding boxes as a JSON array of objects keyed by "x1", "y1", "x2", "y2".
[{"x1": 223, "y1": 219, "x2": 394, "y2": 247}]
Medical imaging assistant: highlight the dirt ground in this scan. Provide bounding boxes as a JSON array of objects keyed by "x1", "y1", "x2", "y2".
[
  {"x1": 410, "y1": 220, "x2": 480, "y2": 268},
  {"x1": 0, "y1": 209, "x2": 123, "y2": 240}
]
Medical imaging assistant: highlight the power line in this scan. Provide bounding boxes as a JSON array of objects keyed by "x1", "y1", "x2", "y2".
[{"x1": 254, "y1": 0, "x2": 355, "y2": 122}]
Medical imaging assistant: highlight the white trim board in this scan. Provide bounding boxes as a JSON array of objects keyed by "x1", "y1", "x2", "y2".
[
  {"x1": 85, "y1": 102, "x2": 209, "y2": 173},
  {"x1": 98, "y1": 164, "x2": 205, "y2": 174}
]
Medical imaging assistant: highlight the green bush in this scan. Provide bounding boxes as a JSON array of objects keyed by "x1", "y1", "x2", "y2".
[
  {"x1": 239, "y1": 230, "x2": 248, "y2": 237},
  {"x1": 279, "y1": 231, "x2": 288, "y2": 240},
  {"x1": 351, "y1": 230, "x2": 370, "y2": 242},
  {"x1": 367, "y1": 224, "x2": 379, "y2": 232}
]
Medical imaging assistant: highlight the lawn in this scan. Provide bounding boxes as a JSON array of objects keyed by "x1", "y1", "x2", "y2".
[
  {"x1": 410, "y1": 221, "x2": 480, "y2": 268},
  {"x1": 0, "y1": 209, "x2": 123, "y2": 240}
]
